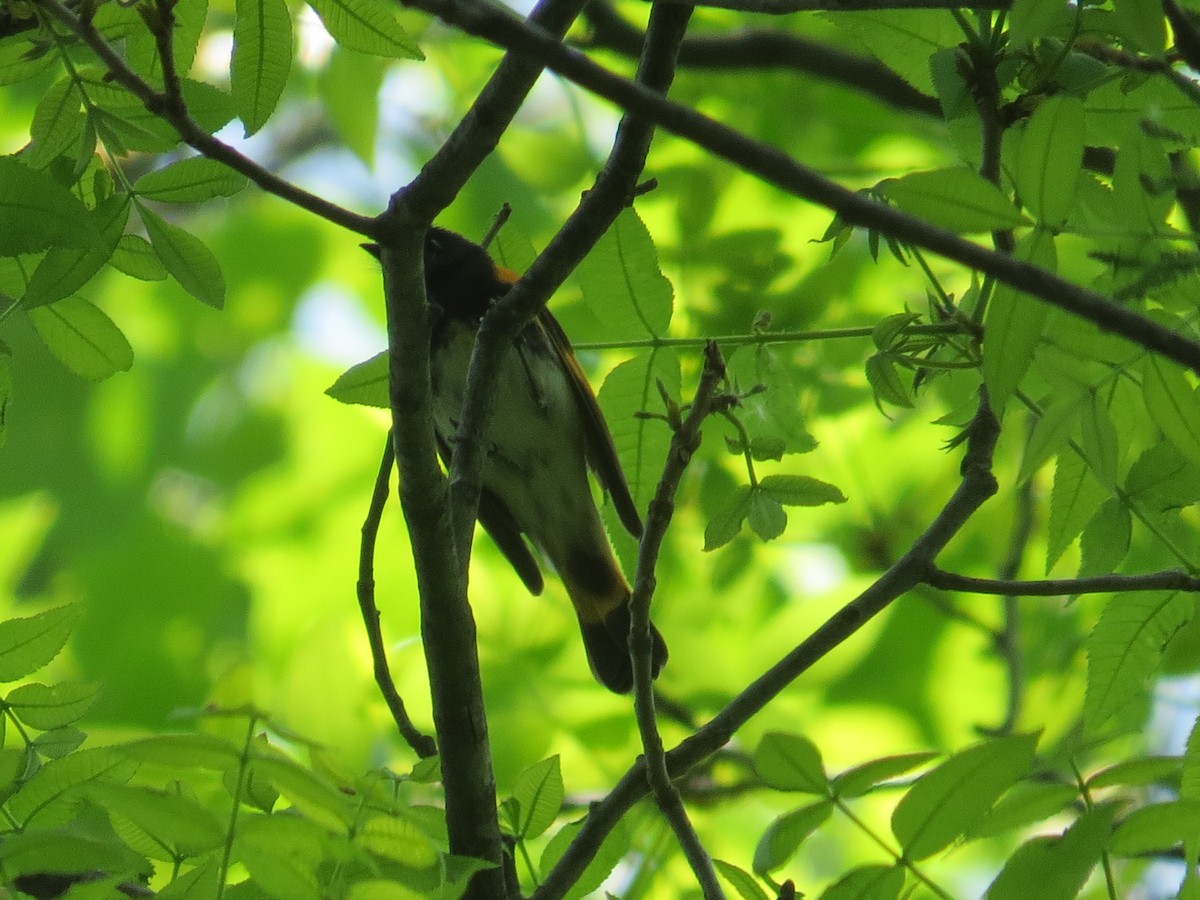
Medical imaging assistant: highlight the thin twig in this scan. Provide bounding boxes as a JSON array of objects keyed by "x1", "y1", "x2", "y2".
[
  {"x1": 643, "y1": 0, "x2": 1008, "y2": 10},
  {"x1": 630, "y1": 342, "x2": 730, "y2": 900},
  {"x1": 535, "y1": 393, "x2": 1002, "y2": 898},
  {"x1": 397, "y1": 0, "x2": 1200, "y2": 375},
  {"x1": 356, "y1": 433, "x2": 437, "y2": 759},
  {"x1": 926, "y1": 569, "x2": 1200, "y2": 596}
]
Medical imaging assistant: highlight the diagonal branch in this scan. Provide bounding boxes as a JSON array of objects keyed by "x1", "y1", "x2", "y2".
[
  {"x1": 398, "y1": 0, "x2": 1200, "y2": 375},
  {"x1": 535, "y1": 393, "x2": 1002, "y2": 897},
  {"x1": 927, "y1": 569, "x2": 1200, "y2": 596}
]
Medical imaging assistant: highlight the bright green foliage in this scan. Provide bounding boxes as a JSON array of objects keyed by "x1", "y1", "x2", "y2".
[{"x1": 5, "y1": 0, "x2": 1200, "y2": 898}]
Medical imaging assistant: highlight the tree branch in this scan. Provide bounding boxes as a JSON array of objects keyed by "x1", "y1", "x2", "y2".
[
  {"x1": 926, "y1": 569, "x2": 1200, "y2": 596},
  {"x1": 630, "y1": 342, "x2": 730, "y2": 900},
  {"x1": 536, "y1": 393, "x2": 1002, "y2": 896},
  {"x1": 580, "y1": 0, "x2": 941, "y2": 117},
  {"x1": 398, "y1": 0, "x2": 1200, "y2": 375},
  {"x1": 38, "y1": 0, "x2": 377, "y2": 237},
  {"x1": 356, "y1": 434, "x2": 437, "y2": 759},
  {"x1": 646, "y1": 0, "x2": 1009, "y2": 10}
]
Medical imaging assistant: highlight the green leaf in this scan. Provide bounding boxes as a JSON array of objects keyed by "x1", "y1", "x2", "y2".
[
  {"x1": 967, "y1": 782, "x2": 1079, "y2": 839},
  {"x1": 326, "y1": 351, "x2": 388, "y2": 407},
  {"x1": 728, "y1": 345, "x2": 817, "y2": 457},
  {"x1": 714, "y1": 859, "x2": 771, "y2": 900},
  {"x1": 234, "y1": 813, "x2": 324, "y2": 900},
  {"x1": 1112, "y1": 0, "x2": 1166, "y2": 57},
  {"x1": 139, "y1": 203, "x2": 226, "y2": 308},
  {"x1": 232, "y1": 0, "x2": 293, "y2": 135},
  {"x1": 32, "y1": 727, "x2": 86, "y2": 759},
  {"x1": 1015, "y1": 97, "x2": 1084, "y2": 226},
  {"x1": 983, "y1": 229, "x2": 1055, "y2": 415},
  {"x1": 119, "y1": 733, "x2": 241, "y2": 770},
  {"x1": 759, "y1": 474, "x2": 847, "y2": 507},
  {"x1": 1, "y1": 827, "x2": 147, "y2": 879},
  {"x1": 135, "y1": 157, "x2": 249, "y2": 203},
  {"x1": 1007, "y1": 0, "x2": 1070, "y2": 46},
  {"x1": 817, "y1": 864, "x2": 904, "y2": 900},
  {"x1": 1125, "y1": 442, "x2": 1200, "y2": 509},
  {"x1": 754, "y1": 732, "x2": 828, "y2": 794},
  {"x1": 831, "y1": 752, "x2": 938, "y2": 799},
  {"x1": 111, "y1": 234, "x2": 169, "y2": 281},
  {"x1": 1085, "y1": 591, "x2": 1193, "y2": 734},
  {"x1": 0, "y1": 356, "x2": 10, "y2": 450},
  {"x1": 22, "y1": 194, "x2": 130, "y2": 309},
  {"x1": 510, "y1": 755, "x2": 563, "y2": 841},
  {"x1": 878, "y1": 168, "x2": 1029, "y2": 233},
  {"x1": 891, "y1": 733, "x2": 1037, "y2": 860},
  {"x1": 1016, "y1": 397, "x2": 1081, "y2": 485},
  {"x1": 319, "y1": 49, "x2": 384, "y2": 167},
  {"x1": 157, "y1": 860, "x2": 221, "y2": 899},
  {"x1": 1110, "y1": 799, "x2": 1200, "y2": 855},
  {"x1": 0, "y1": 606, "x2": 80, "y2": 682},
  {"x1": 251, "y1": 755, "x2": 354, "y2": 830},
  {"x1": 865, "y1": 352, "x2": 914, "y2": 408},
  {"x1": 0, "y1": 155, "x2": 95, "y2": 255},
  {"x1": 357, "y1": 813, "x2": 440, "y2": 868},
  {"x1": 6, "y1": 681, "x2": 100, "y2": 730},
  {"x1": 306, "y1": 0, "x2": 422, "y2": 58},
  {"x1": 1079, "y1": 393, "x2": 1119, "y2": 486},
  {"x1": 753, "y1": 799, "x2": 832, "y2": 875},
  {"x1": 1185, "y1": 720, "x2": 1200, "y2": 802},
  {"x1": 1046, "y1": 450, "x2": 1107, "y2": 573},
  {"x1": 1142, "y1": 355, "x2": 1200, "y2": 469},
  {"x1": 7, "y1": 747, "x2": 138, "y2": 826},
  {"x1": 747, "y1": 489, "x2": 787, "y2": 541},
  {"x1": 833, "y1": 10, "x2": 960, "y2": 92},
  {"x1": 703, "y1": 485, "x2": 752, "y2": 551},
  {"x1": 1088, "y1": 755, "x2": 1182, "y2": 790},
  {"x1": 27, "y1": 298, "x2": 134, "y2": 381},
  {"x1": 576, "y1": 207, "x2": 673, "y2": 338},
  {"x1": 24, "y1": 77, "x2": 85, "y2": 170},
  {"x1": 1078, "y1": 499, "x2": 1131, "y2": 579},
  {"x1": 540, "y1": 816, "x2": 630, "y2": 900},
  {"x1": 87, "y1": 782, "x2": 225, "y2": 860},
  {"x1": 985, "y1": 804, "x2": 1115, "y2": 900}
]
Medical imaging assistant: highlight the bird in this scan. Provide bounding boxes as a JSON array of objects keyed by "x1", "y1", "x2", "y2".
[{"x1": 368, "y1": 228, "x2": 669, "y2": 693}]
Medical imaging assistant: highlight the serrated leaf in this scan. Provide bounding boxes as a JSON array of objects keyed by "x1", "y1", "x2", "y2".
[
  {"x1": 891, "y1": 733, "x2": 1037, "y2": 860},
  {"x1": 7, "y1": 681, "x2": 100, "y2": 730},
  {"x1": 967, "y1": 782, "x2": 1079, "y2": 839},
  {"x1": 576, "y1": 208, "x2": 673, "y2": 338},
  {"x1": 818, "y1": 864, "x2": 904, "y2": 900},
  {"x1": 1085, "y1": 591, "x2": 1193, "y2": 734},
  {"x1": 0, "y1": 155, "x2": 95, "y2": 255},
  {"x1": 1110, "y1": 800, "x2": 1200, "y2": 855},
  {"x1": 703, "y1": 485, "x2": 752, "y2": 551},
  {"x1": 753, "y1": 800, "x2": 832, "y2": 874},
  {"x1": 1046, "y1": 450, "x2": 1107, "y2": 573},
  {"x1": 748, "y1": 489, "x2": 787, "y2": 541},
  {"x1": 119, "y1": 733, "x2": 240, "y2": 770},
  {"x1": 1143, "y1": 355, "x2": 1200, "y2": 469},
  {"x1": 865, "y1": 352, "x2": 913, "y2": 408},
  {"x1": 1078, "y1": 499, "x2": 1131, "y2": 579},
  {"x1": 510, "y1": 755, "x2": 562, "y2": 841},
  {"x1": 1015, "y1": 97, "x2": 1084, "y2": 226},
  {"x1": 759, "y1": 474, "x2": 847, "y2": 507},
  {"x1": 27, "y1": 298, "x2": 134, "y2": 381},
  {"x1": 358, "y1": 814, "x2": 439, "y2": 868},
  {"x1": 832, "y1": 752, "x2": 938, "y2": 799},
  {"x1": 540, "y1": 817, "x2": 630, "y2": 900},
  {"x1": 135, "y1": 157, "x2": 249, "y2": 202},
  {"x1": 1017, "y1": 396, "x2": 1082, "y2": 484},
  {"x1": 234, "y1": 814, "x2": 324, "y2": 900},
  {"x1": 139, "y1": 204, "x2": 225, "y2": 308},
  {"x1": 985, "y1": 804, "x2": 1115, "y2": 900},
  {"x1": 22, "y1": 194, "x2": 130, "y2": 309},
  {"x1": 7, "y1": 747, "x2": 139, "y2": 826},
  {"x1": 24, "y1": 77, "x2": 85, "y2": 170},
  {"x1": 232, "y1": 0, "x2": 293, "y2": 135},
  {"x1": 714, "y1": 858, "x2": 771, "y2": 900},
  {"x1": 1079, "y1": 393, "x2": 1119, "y2": 486},
  {"x1": 307, "y1": 0, "x2": 422, "y2": 58},
  {"x1": 111, "y1": 234, "x2": 168, "y2": 281},
  {"x1": 87, "y1": 782, "x2": 225, "y2": 860},
  {"x1": 754, "y1": 732, "x2": 828, "y2": 794},
  {"x1": 872, "y1": 312, "x2": 921, "y2": 351},
  {"x1": 1089, "y1": 755, "x2": 1181, "y2": 790},
  {"x1": 983, "y1": 229, "x2": 1055, "y2": 415},
  {"x1": 878, "y1": 168, "x2": 1029, "y2": 233},
  {"x1": 0, "y1": 606, "x2": 79, "y2": 682},
  {"x1": 326, "y1": 351, "x2": 388, "y2": 407}
]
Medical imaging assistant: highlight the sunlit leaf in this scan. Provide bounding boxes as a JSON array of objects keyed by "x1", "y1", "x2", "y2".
[
  {"x1": 509, "y1": 755, "x2": 562, "y2": 841},
  {"x1": 985, "y1": 804, "x2": 1115, "y2": 900},
  {"x1": 753, "y1": 800, "x2": 832, "y2": 874},
  {"x1": 232, "y1": 0, "x2": 293, "y2": 135},
  {"x1": 879, "y1": 168, "x2": 1029, "y2": 233},
  {"x1": 1015, "y1": 97, "x2": 1084, "y2": 226},
  {"x1": 326, "y1": 351, "x2": 388, "y2": 408},
  {"x1": 6, "y1": 681, "x2": 101, "y2": 730},
  {"x1": 135, "y1": 157, "x2": 249, "y2": 203},
  {"x1": 0, "y1": 606, "x2": 80, "y2": 682},
  {"x1": 754, "y1": 732, "x2": 828, "y2": 794},
  {"x1": 0, "y1": 155, "x2": 95, "y2": 255},
  {"x1": 27, "y1": 297, "x2": 134, "y2": 381},
  {"x1": 139, "y1": 203, "x2": 226, "y2": 308},
  {"x1": 818, "y1": 864, "x2": 904, "y2": 900},
  {"x1": 306, "y1": 0, "x2": 422, "y2": 58}
]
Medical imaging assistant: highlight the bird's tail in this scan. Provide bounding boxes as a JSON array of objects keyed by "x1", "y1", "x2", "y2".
[{"x1": 578, "y1": 595, "x2": 669, "y2": 694}]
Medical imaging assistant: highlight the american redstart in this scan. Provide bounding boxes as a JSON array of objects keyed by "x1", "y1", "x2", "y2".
[{"x1": 368, "y1": 228, "x2": 668, "y2": 693}]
